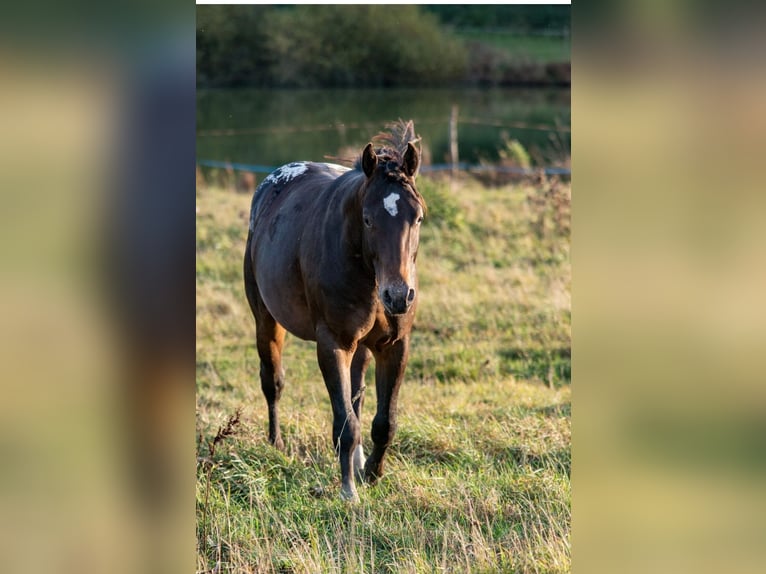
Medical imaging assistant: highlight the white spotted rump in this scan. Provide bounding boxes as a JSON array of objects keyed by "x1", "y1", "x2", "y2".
[
  {"x1": 264, "y1": 162, "x2": 309, "y2": 186},
  {"x1": 250, "y1": 162, "x2": 310, "y2": 232},
  {"x1": 383, "y1": 192, "x2": 400, "y2": 217}
]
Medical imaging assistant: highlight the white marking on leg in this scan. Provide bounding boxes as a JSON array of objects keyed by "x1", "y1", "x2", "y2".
[
  {"x1": 353, "y1": 444, "x2": 366, "y2": 473},
  {"x1": 383, "y1": 192, "x2": 400, "y2": 217}
]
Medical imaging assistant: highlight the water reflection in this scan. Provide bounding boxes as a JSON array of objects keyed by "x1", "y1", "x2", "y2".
[{"x1": 197, "y1": 88, "x2": 570, "y2": 168}]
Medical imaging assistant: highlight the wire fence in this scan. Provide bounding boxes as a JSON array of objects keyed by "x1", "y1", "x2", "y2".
[
  {"x1": 196, "y1": 159, "x2": 570, "y2": 177},
  {"x1": 196, "y1": 117, "x2": 570, "y2": 138},
  {"x1": 196, "y1": 115, "x2": 570, "y2": 177}
]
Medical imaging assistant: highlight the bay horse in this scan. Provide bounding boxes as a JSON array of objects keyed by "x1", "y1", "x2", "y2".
[{"x1": 243, "y1": 121, "x2": 426, "y2": 501}]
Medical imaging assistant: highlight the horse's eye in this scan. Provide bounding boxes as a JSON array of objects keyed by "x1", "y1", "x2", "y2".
[
  {"x1": 416, "y1": 216, "x2": 424, "y2": 225},
  {"x1": 363, "y1": 215, "x2": 372, "y2": 228}
]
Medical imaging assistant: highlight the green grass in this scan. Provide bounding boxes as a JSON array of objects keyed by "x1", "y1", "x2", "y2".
[
  {"x1": 457, "y1": 31, "x2": 570, "y2": 63},
  {"x1": 196, "y1": 175, "x2": 570, "y2": 572}
]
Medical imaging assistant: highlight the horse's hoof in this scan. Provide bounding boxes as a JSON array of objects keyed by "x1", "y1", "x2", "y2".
[
  {"x1": 271, "y1": 437, "x2": 285, "y2": 451},
  {"x1": 340, "y1": 484, "x2": 360, "y2": 503},
  {"x1": 363, "y1": 460, "x2": 383, "y2": 484}
]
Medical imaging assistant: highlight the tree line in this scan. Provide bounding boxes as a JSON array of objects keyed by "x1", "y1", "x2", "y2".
[{"x1": 197, "y1": 5, "x2": 570, "y2": 89}]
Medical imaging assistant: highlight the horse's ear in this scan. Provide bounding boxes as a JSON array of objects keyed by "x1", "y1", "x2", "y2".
[
  {"x1": 362, "y1": 143, "x2": 377, "y2": 178},
  {"x1": 403, "y1": 141, "x2": 420, "y2": 178}
]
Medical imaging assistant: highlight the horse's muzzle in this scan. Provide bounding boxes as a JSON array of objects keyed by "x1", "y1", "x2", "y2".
[{"x1": 381, "y1": 283, "x2": 415, "y2": 315}]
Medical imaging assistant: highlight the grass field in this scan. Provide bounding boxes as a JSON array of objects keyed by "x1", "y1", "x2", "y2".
[
  {"x1": 196, "y1": 174, "x2": 571, "y2": 573},
  {"x1": 456, "y1": 31, "x2": 570, "y2": 63}
]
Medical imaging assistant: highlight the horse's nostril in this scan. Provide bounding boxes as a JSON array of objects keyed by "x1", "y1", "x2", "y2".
[
  {"x1": 407, "y1": 289, "x2": 416, "y2": 303},
  {"x1": 382, "y1": 289, "x2": 392, "y2": 304}
]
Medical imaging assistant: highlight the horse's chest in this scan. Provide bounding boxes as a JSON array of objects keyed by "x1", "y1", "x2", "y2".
[{"x1": 322, "y1": 290, "x2": 376, "y2": 330}]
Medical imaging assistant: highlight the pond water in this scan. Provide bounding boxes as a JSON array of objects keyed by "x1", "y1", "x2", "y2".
[{"x1": 196, "y1": 87, "x2": 570, "y2": 170}]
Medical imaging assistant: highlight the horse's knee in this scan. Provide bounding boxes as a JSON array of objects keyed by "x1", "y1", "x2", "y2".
[{"x1": 333, "y1": 414, "x2": 360, "y2": 454}]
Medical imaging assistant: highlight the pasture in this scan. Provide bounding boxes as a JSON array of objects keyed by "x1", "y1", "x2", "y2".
[
  {"x1": 456, "y1": 31, "x2": 571, "y2": 64},
  {"x1": 196, "y1": 174, "x2": 571, "y2": 573}
]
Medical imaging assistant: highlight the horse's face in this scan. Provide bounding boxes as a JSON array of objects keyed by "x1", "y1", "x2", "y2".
[{"x1": 360, "y1": 143, "x2": 425, "y2": 316}]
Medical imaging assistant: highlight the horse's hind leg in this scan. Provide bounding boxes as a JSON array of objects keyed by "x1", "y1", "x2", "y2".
[
  {"x1": 244, "y1": 241, "x2": 287, "y2": 450},
  {"x1": 255, "y1": 310, "x2": 287, "y2": 451},
  {"x1": 350, "y1": 345, "x2": 372, "y2": 480}
]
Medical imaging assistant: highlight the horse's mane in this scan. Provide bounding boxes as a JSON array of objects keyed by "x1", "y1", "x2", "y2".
[
  {"x1": 353, "y1": 119, "x2": 421, "y2": 172},
  {"x1": 346, "y1": 119, "x2": 427, "y2": 213}
]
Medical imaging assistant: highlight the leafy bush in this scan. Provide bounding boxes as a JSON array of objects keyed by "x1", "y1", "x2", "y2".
[
  {"x1": 272, "y1": 6, "x2": 467, "y2": 88},
  {"x1": 499, "y1": 138, "x2": 532, "y2": 169},
  {"x1": 417, "y1": 177, "x2": 466, "y2": 230},
  {"x1": 197, "y1": 5, "x2": 571, "y2": 88},
  {"x1": 197, "y1": 5, "x2": 277, "y2": 87},
  {"x1": 198, "y1": 5, "x2": 467, "y2": 88}
]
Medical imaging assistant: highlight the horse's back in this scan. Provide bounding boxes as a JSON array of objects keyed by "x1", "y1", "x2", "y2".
[{"x1": 248, "y1": 162, "x2": 349, "y2": 234}]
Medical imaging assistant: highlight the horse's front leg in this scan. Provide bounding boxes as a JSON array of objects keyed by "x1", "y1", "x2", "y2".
[
  {"x1": 350, "y1": 345, "x2": 372, "y2": 482},
  {"x1": 315, "y1": 323, "x2": 362, "y2": 502},
  {"x1": 365, "y1": 336, "x2": 409, "y2": 484}
]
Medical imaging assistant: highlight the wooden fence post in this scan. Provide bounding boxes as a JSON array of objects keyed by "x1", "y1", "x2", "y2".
[{"x1": 450, "y1": 104, "x2": 459, "y2": 178}]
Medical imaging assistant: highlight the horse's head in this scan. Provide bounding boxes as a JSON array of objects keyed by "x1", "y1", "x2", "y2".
[{"x1": 359, "y1": 141, "x2": 425, "y2": 316}]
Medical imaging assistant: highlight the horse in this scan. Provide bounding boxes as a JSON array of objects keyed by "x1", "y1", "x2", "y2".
[{"x1": 243, "y1": 121, "x2": 426, "y2": 501}]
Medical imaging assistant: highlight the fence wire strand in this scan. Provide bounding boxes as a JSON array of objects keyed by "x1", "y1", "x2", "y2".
[{"x1": 197, "y1": 118, "x2": 569, "y2": 138}]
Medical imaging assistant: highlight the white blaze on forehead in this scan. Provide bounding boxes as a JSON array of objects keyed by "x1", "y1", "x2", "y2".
[{"x1": 383, "y1": 192, "x2": 400, "y2": 217}]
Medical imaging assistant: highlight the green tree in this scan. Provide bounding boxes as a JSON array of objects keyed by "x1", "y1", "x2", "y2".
[
  {"x1": 196, "y1": 5, "x2": 467, "y2": 88},
  {"x1": 197, "y1": 5, "x2": 276, "y2": 87},
  {"x1": 267, "y1": 5, "x2": 466, "y2": 87}
]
